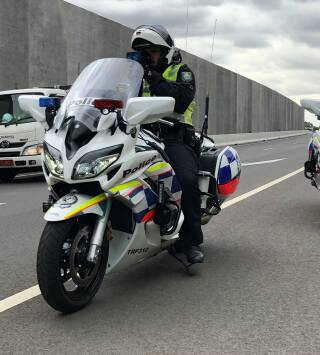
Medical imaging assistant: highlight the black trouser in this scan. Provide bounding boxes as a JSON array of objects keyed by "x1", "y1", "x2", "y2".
[{"x1": 164, "y1": 134, "x2": 203, "y2": 250}]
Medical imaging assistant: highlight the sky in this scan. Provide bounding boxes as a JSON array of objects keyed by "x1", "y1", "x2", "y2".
[{"x1": 65, "y1": 0, "x2": 320, "y2": 125}]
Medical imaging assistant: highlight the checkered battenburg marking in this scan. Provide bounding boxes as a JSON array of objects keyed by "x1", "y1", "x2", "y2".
[
  {"x1": 217, "y1": 147, "x2": 241, "y2": 185},
  {"x1": 111, "y1": 162, "x2": 182, "y2": 223},
  {"x1": 133, "y1": 162, "x2": 182, "y2": 223}
]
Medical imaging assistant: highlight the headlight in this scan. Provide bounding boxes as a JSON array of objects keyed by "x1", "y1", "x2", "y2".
[
  {"x1": 22, "y1": 144, "x2": 43, "y2": 156},
  {"x1": 43, "y1": 142, "x2": 64, "y2": 178},
  {"x1": 73, "y1": 155, "x2": 119, "y2": 180},
  {"x1": 72, "y1": 145, "x2": 122, "y2": 180}
]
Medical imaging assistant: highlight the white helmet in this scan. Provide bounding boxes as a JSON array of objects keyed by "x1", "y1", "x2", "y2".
[{"x1": 131, "y1": 25, "x2": 176, "y2": 65}]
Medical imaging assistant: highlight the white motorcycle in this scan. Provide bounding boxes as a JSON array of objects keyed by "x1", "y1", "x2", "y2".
[
  {"x1": 305, "y1": 130, "x2": 320, "y2": 189},
  {"x1": 19, "y1": 58, "x2": 241, "y2": 313}
]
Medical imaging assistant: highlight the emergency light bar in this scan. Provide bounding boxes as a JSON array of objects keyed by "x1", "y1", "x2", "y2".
[{"x1": 39, "y1": 97, "x2": 60, "y2": 109}]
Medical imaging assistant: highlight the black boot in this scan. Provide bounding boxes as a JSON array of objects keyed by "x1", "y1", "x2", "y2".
[{"x1": 185, "y1": 246, "x2": 204, "y2": 264}]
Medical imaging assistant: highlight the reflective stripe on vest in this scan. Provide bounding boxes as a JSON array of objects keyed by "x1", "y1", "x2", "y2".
[{"x1": 142, "y1": 64, "x2": 195, "y2": 126}]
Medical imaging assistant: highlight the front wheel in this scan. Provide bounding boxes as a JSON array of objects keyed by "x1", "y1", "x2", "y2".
[{"x1": 37, "y1": 216, "x2": 108, "y2": 313}]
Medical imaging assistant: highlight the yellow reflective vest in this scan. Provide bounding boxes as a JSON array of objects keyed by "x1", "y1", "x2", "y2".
[{"x1": 142, "y1": 64, "x2": 195, "y2": 126}]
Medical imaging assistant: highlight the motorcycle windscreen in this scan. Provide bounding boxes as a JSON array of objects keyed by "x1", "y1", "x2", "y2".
[{"x1": 54, "y1": 58, "x2": 144, "y2": 131}]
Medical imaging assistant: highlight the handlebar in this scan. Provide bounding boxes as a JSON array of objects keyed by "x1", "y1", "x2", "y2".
[{"x1": 158, "y1": 119, "x2": 174, "y2": 127}]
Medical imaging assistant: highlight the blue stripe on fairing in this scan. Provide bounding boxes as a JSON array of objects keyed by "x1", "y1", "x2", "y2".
[
  {"x1": 135, "y1": 208, "x2": 149, "y2": 223},
  {"x1": 129, "y1": 185, "x2": 144, "y2": 199},
  {"x1": 145, "y1": 188, "x2": 158, "y2": 206},
  {"x1": 171, "y1": 174, "x2": 182, "y2": 193},
  {"x1": 159, "y1": 170, "x2": 173, "y2": 179},
  {"x1": 218, "y1": 165, "x2": 232, "y2": 184}
]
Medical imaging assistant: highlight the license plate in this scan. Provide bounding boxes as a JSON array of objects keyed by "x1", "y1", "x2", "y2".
[{"x1": 0, "y1": 160, "x2": 13, "y2": 166}]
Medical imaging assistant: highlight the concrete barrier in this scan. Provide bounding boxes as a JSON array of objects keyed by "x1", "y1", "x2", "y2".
[
  {"x1": 0, "y1": 0, "x2": 304, "y2": 134},
  {"x1": 212, "y1": 130, "x2": 308, "y2": 147}
]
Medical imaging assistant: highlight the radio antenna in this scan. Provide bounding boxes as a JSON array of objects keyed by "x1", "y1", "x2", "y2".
[
  {"x1": 210, "y1": 19, "x2": 218, "y2": 62},
  {"x1": 200, "y1": 96, "x2": 209, "y2": 140},
  {"x1": 186, "y1": 0, "x2": 189, "y2": 50}
]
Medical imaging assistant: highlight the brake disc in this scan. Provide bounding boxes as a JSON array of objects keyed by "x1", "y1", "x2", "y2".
[{"x1": 69, "y1": 225, "x2": 101, "y2": 288}]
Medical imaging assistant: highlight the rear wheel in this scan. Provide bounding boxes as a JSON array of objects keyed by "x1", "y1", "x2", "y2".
[
  {"x1": 0, "y1": 171, "x2": 16, "y2": 182},
  {"x1": 37, "y1": 216, "x2": 108, "y2": 313}
]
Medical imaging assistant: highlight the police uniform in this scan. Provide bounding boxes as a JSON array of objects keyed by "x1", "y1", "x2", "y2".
[{"x1": 143, "y1": 63, "x2": 203, "y2": 251}]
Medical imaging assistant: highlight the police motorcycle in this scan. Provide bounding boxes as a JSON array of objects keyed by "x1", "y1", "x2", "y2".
[
  {"x1": 304, "y1": 129, "x2": 320, "y2": 189},
  {"x1": 19, "y1": 58, "x2": 241, "y2": 313},
  {"x1": 301, "y1": 99, "x2": 320, "y2": 189}
]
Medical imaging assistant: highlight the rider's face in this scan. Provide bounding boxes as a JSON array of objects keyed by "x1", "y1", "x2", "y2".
[{"x1": 145, "y1": 47, "x2": 161, "y2": 65}]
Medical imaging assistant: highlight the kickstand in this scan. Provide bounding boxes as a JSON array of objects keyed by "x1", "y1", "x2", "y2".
[{"x1": 167, "y1": 249, "x2": 195, "y2": 276}]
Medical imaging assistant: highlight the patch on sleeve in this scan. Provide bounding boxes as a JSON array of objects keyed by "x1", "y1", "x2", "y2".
[{"x1": 181, "y1": 71, "x2": 193, "y2": 82}]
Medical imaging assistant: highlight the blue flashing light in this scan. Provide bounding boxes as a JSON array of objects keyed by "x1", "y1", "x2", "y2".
[{"x1": 39, "y1": 97, "x2": 59, "y2": 109}]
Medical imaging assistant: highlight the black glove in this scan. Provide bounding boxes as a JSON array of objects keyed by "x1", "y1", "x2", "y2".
[
  {"x1": 126, "y1": 51, "x2": 151, "y2": 68},
  {"x1": 144, "y1": 68, "x2": 164, "y2": 87}
]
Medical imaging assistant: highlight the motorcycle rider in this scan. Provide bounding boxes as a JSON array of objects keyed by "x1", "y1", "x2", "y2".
[
  {"x1": 310, "y1": 128, "x2": 320, "y2": 171},
  {"x1": 130, "y1": 25, "x2": 204, "y2": 264}
]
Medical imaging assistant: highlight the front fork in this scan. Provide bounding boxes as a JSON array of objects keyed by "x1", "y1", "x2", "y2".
[{"x1": 87, "y1": 199, "x2": 113, "y2": 263}]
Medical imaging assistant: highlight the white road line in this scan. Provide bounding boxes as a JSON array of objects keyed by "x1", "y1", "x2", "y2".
[
  {"x1": 0, "y1": 203, "x2": 6, "y2": 206},
  {"x1": 0, "y1": 285, "x2": 40, "y2": 313},
  {"x1": 0, "y1": 167, "x2": 304, "y2": 314},
  {"x1": 263, "y1": 148, "x2": 273, "y2": 151},
  {"x1": 222, "y1": 167, "x2": 304, "y2": 209},
  {"x1": 242, "y1": 158, "x2": 287, "y2": 166}
]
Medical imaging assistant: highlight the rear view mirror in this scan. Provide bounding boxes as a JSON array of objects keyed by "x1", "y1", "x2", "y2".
[
  {"x1": 124, "y1": 97, "x2": 175, "y2": 126},
  {"x1": 18, "y1": 95, "x2": 47, "y2": 125}
]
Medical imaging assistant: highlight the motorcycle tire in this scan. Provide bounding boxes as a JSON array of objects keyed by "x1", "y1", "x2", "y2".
[{"x1": 37, "y1": 216, "x2": 108, "y2": 313}]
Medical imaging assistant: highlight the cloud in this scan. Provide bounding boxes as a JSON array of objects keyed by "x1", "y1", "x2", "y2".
[
  {"x1": 65, "y1": 0, "x2": 320, "y2": 102},
  {"x1": 65, "y1": 0, "x2": 214, "y2": 37}
]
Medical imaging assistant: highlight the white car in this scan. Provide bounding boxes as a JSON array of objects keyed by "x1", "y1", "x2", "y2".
[{"x1": 0, "y1": 88, "x2": 66, "y2": 182}]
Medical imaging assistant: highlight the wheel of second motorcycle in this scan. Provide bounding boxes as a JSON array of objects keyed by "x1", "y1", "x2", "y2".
[{"x1": 36, "y1": 215, "x2": 108, "y2": 313}]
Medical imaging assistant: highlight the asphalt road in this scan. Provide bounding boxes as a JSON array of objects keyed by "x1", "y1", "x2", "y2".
[{"x1": 1, "y1": 134, "x2": 320, "y2": 354}]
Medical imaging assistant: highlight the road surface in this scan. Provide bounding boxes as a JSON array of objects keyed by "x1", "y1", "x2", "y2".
[{"x1": 0, "y1": 135, "x2": 319, "y2": 354}]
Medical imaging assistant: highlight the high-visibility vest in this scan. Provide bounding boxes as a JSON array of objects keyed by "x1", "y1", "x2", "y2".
[{"x1": 142, "y1": 64, "x2": 195, "y2": 126}]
